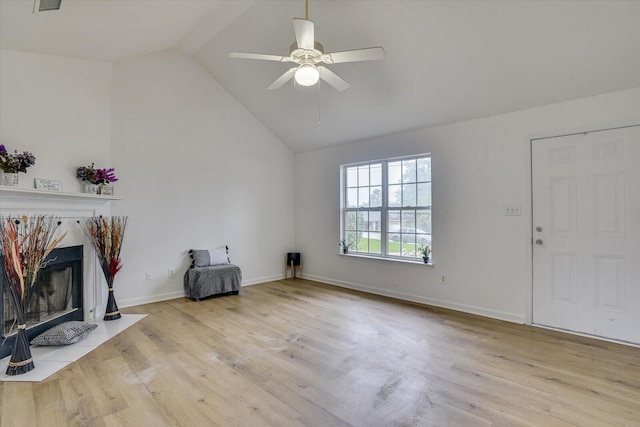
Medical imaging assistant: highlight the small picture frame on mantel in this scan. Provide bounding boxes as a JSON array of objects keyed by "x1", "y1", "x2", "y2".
[
  {"x1": 100, "y1": 185, "x2": 114, "y2": 196},
  {"x1": 34, "y1": 178, "x2": 63, "y2": 192}
]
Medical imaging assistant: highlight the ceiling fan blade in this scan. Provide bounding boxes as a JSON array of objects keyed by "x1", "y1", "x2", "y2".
[
  {"x1": 322, "y1": 47, "x2": 385, "y2": 64},
  {"x1": 318, "y1": 67, "x2": 350, "y2": 92},
  {"x1": 292, "y1": 18, "x2": 314, "y2": 50},
  {"x1": 267, "y1": 68, "x2": 297, "y2": 90},
  {"x1": 229, "y1": 52, "x2": 290, "y2": 62}
]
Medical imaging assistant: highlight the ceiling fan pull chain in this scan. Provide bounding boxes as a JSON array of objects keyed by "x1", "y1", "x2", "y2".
[{"x1": 317, "y1": 80, "x2": 322, "y2": 125}]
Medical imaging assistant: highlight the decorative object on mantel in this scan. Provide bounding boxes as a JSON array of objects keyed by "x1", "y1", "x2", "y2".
[
  {"x1": 81, "y1": 216, "x2": 128, "y2": 321},
  {"x1": 76, "y1": 163, "x2": 118, "y2": 194},
  {"x1": 0, "y1": 215, "x2": 66, "y2": 375},
  {"x1": 0, "y1": 144, "x2": 36, "y2": 186},
  {"x1": 419, "y1": 244, "x2": 431, "y2": 264},
  {"x1": 34, "y1": 178, "x2": 63, "y2": 192},
  {"x1": 99, "y1": 185, "x2": 114, "y2": 196}
]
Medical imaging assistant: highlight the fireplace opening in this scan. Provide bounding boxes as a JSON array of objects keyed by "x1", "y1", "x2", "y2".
[
  {"x1": 3, "y1": 266, "x2": 74, "y2": 336},
  {"x1": 1, "y1": 245, "x2": 84, "y2": 359}
]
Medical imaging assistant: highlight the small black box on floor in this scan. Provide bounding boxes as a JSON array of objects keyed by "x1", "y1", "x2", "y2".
[
  {"x1": 287, "y1": 252, "x2": 301, "y2": 266},
  {"x1": 285, "y1": 253, "x2": 302, "y2": 279}
]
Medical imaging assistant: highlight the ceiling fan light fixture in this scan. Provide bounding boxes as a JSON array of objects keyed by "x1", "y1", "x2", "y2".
[{"x1": 294, "y1": 63, "x2": 319, "y2": 86}]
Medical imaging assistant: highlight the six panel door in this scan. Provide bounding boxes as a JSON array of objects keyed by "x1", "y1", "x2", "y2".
[{"x1": 532, "y1": 126, "x2": 640, "y2": 344}]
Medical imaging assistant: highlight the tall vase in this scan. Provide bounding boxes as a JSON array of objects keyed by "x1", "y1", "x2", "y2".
[
  {"x1": 104, "y1": 277, "x2": 121, "y2": 321},
  {"x1": 2, "y1": 172, "x2": 19, "y2": 186},
  {"x1": 6, "y1": 289, "x2": 34, "y2": 375},
  {"x1": 6, "y1": 329, "x2": 34, "y2": 375}
]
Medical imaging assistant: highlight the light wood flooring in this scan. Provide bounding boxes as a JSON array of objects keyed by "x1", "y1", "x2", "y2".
[{"x1": 1, "y1": 279, "x2": 639, "y2": 426}]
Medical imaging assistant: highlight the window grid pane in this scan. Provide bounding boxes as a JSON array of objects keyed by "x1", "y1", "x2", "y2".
[
  {"x1": 358, "y1": 166, "x2": 370, "y2": 187},
  {"x1": 388, "y1": 161, "x2": 402, "y2": 184},
  {"x1": 370, "y1": 164, "x2": 382, "y2": 186},
  {"x1": 417, "y1": 183, "x2": 431, "y2": 206},
  {"x1": 346, "y1": 167, "x2": 358, "y2": 188},
  {"x1": 402, "y1": 183, "x2": 416, "y2": 207},
  {"x1": 358, "y1": 187, "x2": 369, "y2": 207},
  {"x1": 369, "y1": 186, "x2": 382, "y2": 208},
  {"x1": 345, "y1": 211, "x2": 357, "y2": 231},
  {"x1": 402, "y1": 159, "x2": 417, "y2": 183},
  {"x1": 417, "y1": 157, "x2": 431, "y2": 182},
  {"x1": 388, "y1": 184, "x2": 401, "y2": 207}
]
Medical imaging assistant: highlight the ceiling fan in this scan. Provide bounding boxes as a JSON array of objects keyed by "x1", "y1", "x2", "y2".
[{"x1": 228, "y1": 0, "x2": 384, "y2": 91}]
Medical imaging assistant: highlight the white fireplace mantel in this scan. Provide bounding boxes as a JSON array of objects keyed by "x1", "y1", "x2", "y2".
[{"x1": 0, "y1": 186, "x2": 120, "y2": 203}]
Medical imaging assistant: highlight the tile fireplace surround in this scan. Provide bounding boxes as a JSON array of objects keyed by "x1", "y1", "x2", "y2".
[
  {"x1": 0, "y1": 314, "x2": 146, "y2": 382},
  {"x1": 0, "y1": 186, "x2": 121, "y2": 324}
]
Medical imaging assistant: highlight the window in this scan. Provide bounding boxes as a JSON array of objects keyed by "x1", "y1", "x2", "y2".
[{"x1": 341, "y1": 154, "x2": 431, "y2": 261}]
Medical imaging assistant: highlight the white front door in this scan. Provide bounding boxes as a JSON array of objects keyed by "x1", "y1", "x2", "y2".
[{"x1": 532, "y1": 125, "x2": 640, "y2": 344}]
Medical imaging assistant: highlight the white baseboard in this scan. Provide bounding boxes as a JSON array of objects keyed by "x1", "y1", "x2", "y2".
[
  {"x1": 117, "y1": 274, "x2": 524, "y2": 325},
  {"x1": 303, "y1": 274, "x2": 525, "y2": 324},
  {"x1": 242, "y1": 274, "x2": 285, "y2": 287},
  {"x1": 118, "y1": 290, "x2": 185, "y2": 308},
  {"x1": 118, "y1": 275, "x2": 285, "y2": 308}
]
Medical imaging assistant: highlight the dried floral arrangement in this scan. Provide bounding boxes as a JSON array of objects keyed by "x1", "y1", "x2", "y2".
[
  {"x1": 76, "y1": 163, "x2": 118, "y2": 185},
  {"x1": 82, "y1": 216, "x2": 128, "y2": 320},
  {"x1": 0, "y1": 215, "x2": 66, "y2": 375},
  {"x1": 0, "y1": 144, "x2": 36, "y2": 173}
]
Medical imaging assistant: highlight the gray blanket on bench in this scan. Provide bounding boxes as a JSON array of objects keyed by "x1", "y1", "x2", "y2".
[{"x1": 183, "y1": 264, "x2": 242, "y2": 300}]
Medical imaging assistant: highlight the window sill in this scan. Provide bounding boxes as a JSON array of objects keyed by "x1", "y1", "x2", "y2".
[{"x1": 338, "y1": 252, "x2": 433, "y2": 268}]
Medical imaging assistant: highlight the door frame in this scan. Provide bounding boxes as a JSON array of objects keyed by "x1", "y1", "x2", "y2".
[{"x1": 525, "y1": 117, "x2": 640, "y2": 328}]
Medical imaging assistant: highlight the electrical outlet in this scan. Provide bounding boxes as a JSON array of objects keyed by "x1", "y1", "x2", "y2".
[
  {"x1": 441, "y1": 275, "x2": 446, "y2": 284},
  {"x1": 169, "y1": 268, "x2": 175, "y2": 278},
  {"x1": 502, "y1": 203, "x2": 521, "y2": 216},
  {"x1": 146, "y1": 271, "x2": 152, "y2": 280}
]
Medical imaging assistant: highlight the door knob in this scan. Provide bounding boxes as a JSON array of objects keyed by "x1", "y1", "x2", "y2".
[
  {"x1": 536, "y1": 226, "x2": 543, "y2": 232},
  {"x1": 535, "y1": 239, "x2": 543, "y2": 245}
]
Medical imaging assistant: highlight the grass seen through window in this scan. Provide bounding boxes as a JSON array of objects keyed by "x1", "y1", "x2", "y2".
[{"x1": 352, "y1": 238, "x2": 420, "y2": 258}]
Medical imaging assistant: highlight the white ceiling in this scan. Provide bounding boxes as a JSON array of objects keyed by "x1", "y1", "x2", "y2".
[{"x1": 1, "y1": 0, "x2": 639, "y2": 152}]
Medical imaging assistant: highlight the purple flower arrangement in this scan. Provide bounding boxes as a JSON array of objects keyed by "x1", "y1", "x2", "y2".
[
  {"x1": 0, "y1": 144, "x2": 36, "y2": 173},
  {"x1": 94, "y1": 168, "x2": 118, "y2": 185},
  {"x1": 76, "y1": 163, "x2": 119, "y2": 185}
]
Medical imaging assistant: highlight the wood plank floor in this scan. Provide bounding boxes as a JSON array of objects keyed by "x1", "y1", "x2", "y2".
[{"x1": 1, "y1": 279, "x2": 639, "y2": 426}]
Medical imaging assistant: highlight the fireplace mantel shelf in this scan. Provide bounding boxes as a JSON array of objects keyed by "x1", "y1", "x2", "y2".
[{"x1": 0, "y1": 186, "x2": 121, "y2": 202}]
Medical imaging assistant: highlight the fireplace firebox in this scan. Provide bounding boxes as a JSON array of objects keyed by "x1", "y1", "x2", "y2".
[{"x1": 1, "y1": 245, "x2": 84, "y2": 359}]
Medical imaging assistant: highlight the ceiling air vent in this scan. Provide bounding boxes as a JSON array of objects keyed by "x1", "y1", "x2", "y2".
[{"x1": 37, "y1": 0, "x2": 62, "y2": 12}]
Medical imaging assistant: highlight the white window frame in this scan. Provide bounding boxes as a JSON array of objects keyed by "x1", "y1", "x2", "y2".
[{"x1": 340, "y1": 153, "x2": 432, "y2": 263}]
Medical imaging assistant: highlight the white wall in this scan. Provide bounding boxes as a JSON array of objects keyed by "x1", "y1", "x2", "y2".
[
  {"x1": 295, "y1": 87, "x2": 640, "y2": 323},
  {"x1": 0, "y1": 49, "x2": 112, "y2": 189},
  {"x1": 110, "y1": 50, "x2": 295, "y2": 307}
]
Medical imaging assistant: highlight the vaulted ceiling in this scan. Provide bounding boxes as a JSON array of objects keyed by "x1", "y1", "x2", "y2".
[{"x1": 2, "y1": 0, "x2": 639, "y2": 152}]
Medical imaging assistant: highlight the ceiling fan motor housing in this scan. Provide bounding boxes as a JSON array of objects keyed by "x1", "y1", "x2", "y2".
[{"x1": 289, "y1": 41, "x2": 324, "y2": 62}]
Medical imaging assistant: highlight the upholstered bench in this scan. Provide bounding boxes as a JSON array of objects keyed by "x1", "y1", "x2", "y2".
[
  {"x1": 183, "y1": 247, "x2": 242, "y2": 301},
  {"x1": 183, "y1": 264, "x2": 242, "y2": 301}
]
